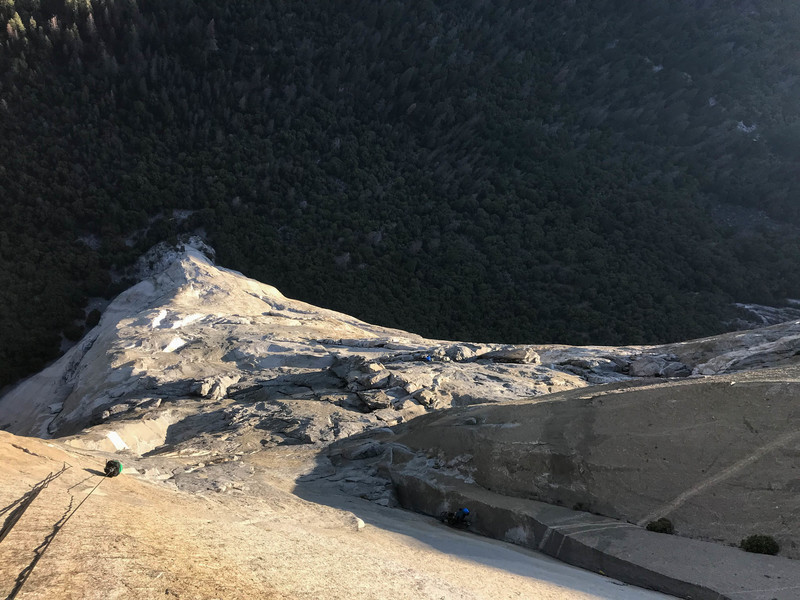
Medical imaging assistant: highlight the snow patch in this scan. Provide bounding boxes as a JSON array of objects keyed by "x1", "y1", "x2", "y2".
[{"x1": 163, "y1": 337, "x2": 187, "y2": 353}]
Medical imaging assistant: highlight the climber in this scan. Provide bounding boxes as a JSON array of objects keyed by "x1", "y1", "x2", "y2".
[
  {"x1": 104, "y1": 459, "x2": 123, "y2": 478},
  {"x1": 441, "y1": 507, "x2": 470, "y2": 527},
  {"x1": 453, "y1": 507, "x2": 470, "y2": 524}
]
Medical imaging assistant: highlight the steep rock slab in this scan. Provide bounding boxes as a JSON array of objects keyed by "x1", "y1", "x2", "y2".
[
  {"x1": 373, "y1": 461, "x2": 800, "y2": 600},
  {"x1": 0, "y1": 432, "x2": 673, "y2": 600}
]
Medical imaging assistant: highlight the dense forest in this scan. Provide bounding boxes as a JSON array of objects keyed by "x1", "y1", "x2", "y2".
[{"x1": 2, "y1": 0, "x2": 800, "y2": 386}]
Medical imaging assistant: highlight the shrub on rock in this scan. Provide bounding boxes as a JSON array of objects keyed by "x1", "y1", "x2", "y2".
[
  {"x1": 739, "y1": 534, "x2": 779, "y2": 555},
  {"x1": 646, "y1": 518, "x2": 674, "y2": 534}
]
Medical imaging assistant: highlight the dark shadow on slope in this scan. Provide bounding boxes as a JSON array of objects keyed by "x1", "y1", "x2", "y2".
[
  {"x1": 0, "y1": 498, "x2": 31, "y2": 546},
  {"x1": 0, "y1": 467, "x2": 69, "y2": 545},
  {"x1": 289, "y1": 443, "x2": 672, "y2": 600},
  {"x1": 7, "y1": 491, "x2": 75, "y2": 600},
  {"x1": 291, "y1": 378, "x2": 800, "y2": 600}
]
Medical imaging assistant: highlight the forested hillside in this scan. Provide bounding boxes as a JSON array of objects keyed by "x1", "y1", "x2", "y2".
[{"x1": 2, "y1": 0, "x2": 800, "y2": 386}]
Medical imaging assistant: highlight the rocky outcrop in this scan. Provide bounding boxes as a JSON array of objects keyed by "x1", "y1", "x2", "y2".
[
  {"x1": 657, "y1": 320, "x2": 800, "y2": 375},
  {"x1": 731, "y1": 302, "x2": 800, "y2": 328},
  {"x1": 628, "y1": 353, "x2": 691, "y2": 377},
  {"x1": 191, "y1": 375, "x2": 241, "y2": 401},
  {"x1": 476, "y1": 345, "x2": 540, "y2": 364},
  {"x1": 6, "y1": 243, "x2": 800, "y2": 458},
  {"x1": 0, "y1": 247, "x2": 594, "y2": 440}
]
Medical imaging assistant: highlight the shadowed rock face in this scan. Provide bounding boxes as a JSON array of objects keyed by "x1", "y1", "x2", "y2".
[{"x1": 370, "y1": 370, "x2": 800, "y2": 558}]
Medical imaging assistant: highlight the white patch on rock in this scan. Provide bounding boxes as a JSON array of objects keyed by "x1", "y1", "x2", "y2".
[
  {"x1": 106, "y1": 431, "x2": 130, "y2": 451},
  {"x1": 163, "y1": 337, "x2": 187, "y2": 353},
  {"x1": 151, "y1": 309, "x2": 168, "y2": 329},
  {"x1": 171, "y1": 313, "x2": 204, "y2": 329}
]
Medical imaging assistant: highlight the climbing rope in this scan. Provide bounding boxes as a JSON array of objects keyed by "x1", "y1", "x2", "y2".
[{"x1": 5, "y1": 459, "x2": 122, "y2": 600}]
